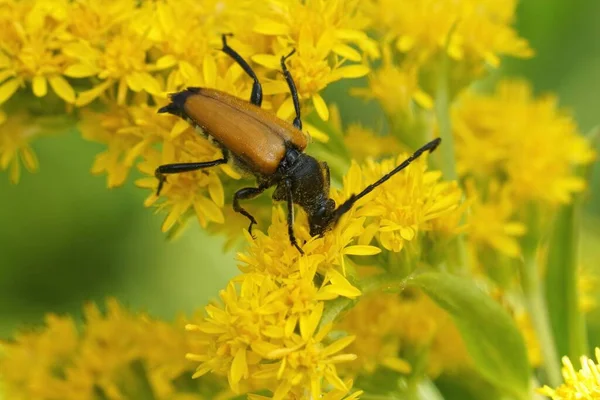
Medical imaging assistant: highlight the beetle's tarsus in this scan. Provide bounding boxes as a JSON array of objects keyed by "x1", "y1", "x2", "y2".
[
  {"x1": 247, "y1": 218, "x2": 258, "y2": 239},
  {"x1": 155, "y1": 171, "x2": 167, "y2": 196}
]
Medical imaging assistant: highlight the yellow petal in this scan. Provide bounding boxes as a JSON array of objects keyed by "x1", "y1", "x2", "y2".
[
  {"x1": 21, "y1": 146, "x2": 38, "y2": 172},
  {"x1": 64, "y1": 63, "x2": 98, "y2": 78},
  {"x1": 300, "y1": 302, "x2": 323, "y2": 340},
  {"x1": 48, "y1": 75, "x2": 75, "y2": 103},
  {"x1": 414, "y1": 89, "x2": 434, "y2": 109},
  {"x1": 252, "y1": 54, "x2": 281, "y2": 71},
  {"x1": 194, "y1": 196, "x2": 224, "y2": 225},
  {"x1": 0, "y1": 78, "x2": 21, "y2": 105},
  {"x1": 162, "y1": 201, "x2": 188, "y2": 232},
  {"x1": 203, "y1": 56, "x2": 217, "y2": 87},
  {"x1": 155, "y1": 54, "x2": 177, "y2": 69},
  {"x1": 382, "y1": 356, "x2": 412, "y2": 373},
  {"x1": 170, "y1": 118, "x2": 190, "y2": 139},
  {"x1": 230, "y1": 347, "x2": 248, "y2": 385},
  {"x1": 312, "y1": 93, "x2": 329, "y2": 121},
  {"x1": 208, "y1": 177, "x2": 224, "y2": 207},
  {"x1": 343, "y1": 245, "x2": 381, "y2": 256},
  {"x1": 322, "y1": 335, "x2": 355, "y2": 357},
  {"x1": 32, "y1": 76, "x2": 47, "y2": 97},
  {"x1": 254, "y1": 19, "x2": 290, "y2": 35},
  {"x1": 276, "y1": 96, "x2": 295, "y2": 120},
  {"x1": 75, "y1": 80, "x2": 112, "y2": 107},
  {"x1": 332, "y1": 44, "x2": 361, "y2": 62},
  {"x1": 303, "y1": 122, "x2": 328, "y2": 143},
  {"x1": 328, "y1": 65, "x2": 369, "y2": 83}
]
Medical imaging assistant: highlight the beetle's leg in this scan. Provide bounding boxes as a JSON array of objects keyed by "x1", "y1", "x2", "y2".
[
  {"x1": 233, "y1": 184, "x2": 268, "y2": 236},
  {"x1": 282, "y1": 178, "x2": 304, "y2": 254},
  {"x1": 154, "y1": 158, "x2": 227, "y2": 196},
  {"x1": 280, "y1": 49, "x2": 302, "y2": 130},
  {"x1": 221, "y1": 34, "x2": 263, "y2": 106}
]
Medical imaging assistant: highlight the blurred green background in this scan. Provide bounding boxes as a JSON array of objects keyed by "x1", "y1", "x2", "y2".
[{"x1": 1, "y1": 0, "x2": 599, "y2": 340}]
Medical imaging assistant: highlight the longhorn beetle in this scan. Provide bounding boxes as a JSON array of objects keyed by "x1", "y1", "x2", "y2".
[{"x1": 156, "y1": 34, "x2": 441, "y2": 254}]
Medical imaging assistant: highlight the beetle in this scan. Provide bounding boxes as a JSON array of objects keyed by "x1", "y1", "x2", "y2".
[{"x1": 155, "y1": 34, "x2": 441, "y2": 254}]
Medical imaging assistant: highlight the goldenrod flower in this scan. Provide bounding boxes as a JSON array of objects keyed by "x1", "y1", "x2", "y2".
[
  {"x1": 0, "y1": 110, "x2": 39, "y2": 183},
  {"x1": 186, "y1": 273, "x2": 358, "y2": 398},
  {"x1": 364, "y1": 0, "x2": 532, "y2": 68},
  {"x1": 343, "y1": 124, "x2": 402, "y2": 162},
  {"x1": 252, "y1": 0, "x2": 377, "y2": 121},
  {"x1": 538, "y1": 348, "x2": 600, "y2": 399},
  {"x1": 341, "y1": 154, "x2": 462, "y2": 253},
  {"x1": 453, "y1": 80, "x2": 596, "y2": 206},
  {"x1": 352, "y1": 45, "x2": 433, "y2": 115},
  {"x1": 466, "y1": 180, "x2": 526, "y2": 258},
  {"x1": 336, "y1": 293, "x2": 412, "y2": 375},
  {"x1": 0, "y1": 0, "x2": 76, "y2": 105},
  {"x1": 0, "y1": 298, "x2": 203, "y2": 400}
]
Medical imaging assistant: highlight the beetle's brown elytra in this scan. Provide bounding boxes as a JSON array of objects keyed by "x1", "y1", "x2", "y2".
[{"x1": 156, "y1": 34, "x2": 442, "y2": 254}]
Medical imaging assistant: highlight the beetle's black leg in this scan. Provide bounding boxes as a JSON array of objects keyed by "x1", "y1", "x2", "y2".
[
  {"x1": 221, "y1": 34, "x2": 263, "y2": 106},
  {"x1": 233, "y1": 184, "x2": 268, "y2": 236},
  {"x1": 281, "y1": 49, "x2": 302, "y2": 130},
  {"x1": 155, "y1": 158, "x2": 227, "y2": 196},
  {"x1": 282, "y1": 178, "x2": 304, "y2": 254}
]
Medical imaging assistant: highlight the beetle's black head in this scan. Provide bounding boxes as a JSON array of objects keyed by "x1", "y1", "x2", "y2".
[{"x1": 307, "y1": 197, "x2": 336, "y2": 236}]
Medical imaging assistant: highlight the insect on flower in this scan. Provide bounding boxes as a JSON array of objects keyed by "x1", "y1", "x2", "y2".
[{"x1": 156, "y1": 34, "x2": 441, "y2": 254}]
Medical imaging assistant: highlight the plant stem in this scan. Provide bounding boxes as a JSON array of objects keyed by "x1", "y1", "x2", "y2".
[
  {"x1": 435, "y1": 53, "x2": 468, "y2": 272},
  {"x1": 435, "y1": 52, "x2": 457, "y2": 182},
  {"x1": 521, "y1": 251, "x2": 562, "y2": 387}
]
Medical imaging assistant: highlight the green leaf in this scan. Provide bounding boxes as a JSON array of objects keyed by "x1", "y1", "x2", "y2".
[
  {"x1": 410, "y1": 272, "x2": 531, "y2": 399},
  {"x1": 544, "y1": 126, "x2": 598, "y2": 364}
]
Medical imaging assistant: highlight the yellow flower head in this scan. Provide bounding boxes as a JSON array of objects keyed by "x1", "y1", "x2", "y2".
[
  {"x1": 0, "y1": 298, "x2": 200, "y2": 400},
  {"x1": 538, "y1": 348, "x2": 600, "y2": 399},
  {"x1": 343, "y1": 124, "x2": 402, "y2": 162},
  {"x1": 352, "y1": 45, "x2": 433, "y2": 115},
  {"x1": 466, "y1": 180, "x2": 526, "y2": 258},
  {"x1": 0, "y1": 0, "x2": 76, "y2": 105},
  {"x1": 336, "y1": 293, "x2": 412, "y2": 376},
  {"x1": 186, "y1": 273, "x2": 358, "y2": 398},
  {"x1": 252, "y1": 0, "x2": 377, "y2": 122},
  {"x1": 341, "y1": 153, "x2": 462, "y2": 253},
  {"x1": 364, "y1": 0, "x2": 532, "y2": 68},
  {"x1": 338, "y1": 289, "x2": 471, "y2": 379},
  {"x1": 453, "y1": 80, "x2": 596, "y2": 206}
]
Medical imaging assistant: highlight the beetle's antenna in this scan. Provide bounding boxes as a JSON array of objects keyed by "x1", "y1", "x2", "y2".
[{"x1": 329, "y1": 138, "x2": 442, "y2": 227}]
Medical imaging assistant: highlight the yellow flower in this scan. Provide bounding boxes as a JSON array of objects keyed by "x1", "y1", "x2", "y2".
[
  {"x1": 537, "y1": 348, "x2": 600, "y2": 399},
  {"x1": 65, "y1": 33, "x2": 164, "y2": 106},
  {"x1": 0, "y1": 0, "x2": 76, "y2": 105},
  {"x1": 340, "y1": 153, "x2": 462, "y2": 253},
  {"x1": 336, "y1": 292, "x2": 412, "y2": 376},
  {"x1": 0, "y1": 298, "x2": 202, "y2": 400},
  {"x1": 343, "y1": 124, "x2": 403, "y2": 162},
  {"x1": 352, "y1": 45, "x2": 433, "y2": 115},
  {"x1": 0, "y1": 110, "x2": 40, "y2": 183},
  {"x1": 239, "y1": 207, "x2": 379, "y2": 280},
  {"x1": 186, "y1": 270, "x2": 358, "y2": 398},
  {"x1": 466, "y1": 180, "x2": 526, "y2": 258},
  {"x1": 364, "y1": 0, "x2": 532, "y2": 68},
  {"x1": 252, "y1": 0, "x2": 377, "y2": 122},
  {"x1": 453, "y1": 80, "x2": 596, "y2": 206}
]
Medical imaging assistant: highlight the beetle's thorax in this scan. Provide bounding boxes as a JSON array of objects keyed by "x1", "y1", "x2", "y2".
[{"x1": 274, "y1": 149, "x2": 336, "y2": 236}]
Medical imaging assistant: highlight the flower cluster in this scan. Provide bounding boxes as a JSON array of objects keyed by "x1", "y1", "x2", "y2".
[
  {"x1": 0, "y1": 0, "x2": 375, "y2": 234},
  {"x1": 538, "y1": 348, "x2": 600, "y2": 399},
  {"x1": 0, "y1": 298, "x2": 211, "y2": 400},
  {"x1": 1, "y1": 0, "x2": 599, "y2": 399}
]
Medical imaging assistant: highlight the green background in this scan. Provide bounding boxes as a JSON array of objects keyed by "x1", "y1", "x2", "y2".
[{"x1": 1, "y1": 0, "x2": 599, "y2": 345}]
